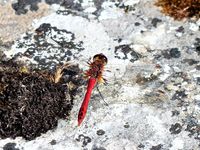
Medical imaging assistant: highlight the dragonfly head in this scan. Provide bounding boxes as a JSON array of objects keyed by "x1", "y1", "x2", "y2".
[{"x1": 93, "y1": 53, "x2": 107, "y2": 65}]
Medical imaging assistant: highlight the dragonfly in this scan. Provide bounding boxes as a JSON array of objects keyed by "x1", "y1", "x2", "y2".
[
  {"x1": 77, "y1": 52, "x2": 161, "y2": 126},
  {"x1": 78, "y1": 53, "x2": 108, "y2": 126}
]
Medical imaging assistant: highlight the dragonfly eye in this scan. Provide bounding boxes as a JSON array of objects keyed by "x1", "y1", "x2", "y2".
[{"x1": 93, "y1": 53, "x2": 107, "y2": 65}]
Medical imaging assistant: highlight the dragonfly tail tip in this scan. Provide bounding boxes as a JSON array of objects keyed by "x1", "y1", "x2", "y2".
[{"x1": 78, "y1": 120, "x2": 82, "y2": 126}]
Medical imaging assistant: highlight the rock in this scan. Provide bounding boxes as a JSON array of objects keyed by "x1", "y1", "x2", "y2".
[{"x1": 0, "y1": 0, "x2": 200, "y2": 149}]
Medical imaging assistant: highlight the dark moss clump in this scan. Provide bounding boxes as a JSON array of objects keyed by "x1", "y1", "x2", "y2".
[
  {"x1": 0, "y1": 61, "x2": 81, "y2": 140},
  {"x1": 155, "y1": 0, "x2": 200, "y2": 20}
]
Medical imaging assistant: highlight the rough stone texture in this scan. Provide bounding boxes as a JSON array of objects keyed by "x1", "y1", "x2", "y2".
[
  {"x1": 0, "y1": 0, "x2": 200, "y2": 149},
  {"x1": 0, "y1": 1, "x2": 50, "y2": 42}
]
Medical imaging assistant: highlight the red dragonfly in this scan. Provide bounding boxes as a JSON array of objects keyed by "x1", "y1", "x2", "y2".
[{"x1": 78, "y1": 53, "x2": 108, "y2": 126}]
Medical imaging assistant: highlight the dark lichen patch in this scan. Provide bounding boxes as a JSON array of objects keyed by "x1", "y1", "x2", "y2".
[
  {"x1": 116, "y1": 1, "x2": 136, "y2": 13},
  {"x1": 169, "y1": 123, "x2": 182, "y2": 134},
  {"x1": 50, "y1": 139, "x2": 57, "y2": 145},
  {"x1": 54, "y1": 0, "x2": 86, "y2": 16},
  {"x1": 12, "y1": 0, "x2": 41, "y2": 15},
  {"x1": 150, "y1": 144, "x2": 163, "y2": 150},
  {"x1": 45, "y1": 0, "x2": 62, "y2": 5},
  {"x1": 92, "y1": 145, "x2": 107, "y2": 150},
  {"x1": 12, "y1": 0, "x2": 83, "y2": 15},
  {"x1": 3, "y1": 143, "x2": 19, "y2": 150},
  {"x1": 60, "y1": 0, "x2": 83, "y2": 11},
  {"x1": 196, "y1": 65, "x2": 200, "y2": 70},
  {"x1": 114, "y1": 44, "x2": 142, "y2": 62},
  {"x1": 151, "y1": 18, "x2": 162, "y2": 27},
  {"x1": 76, "y1": 134, "x2": 92, "y2": 147},
  {"x1": 170, "y1": 48, "x2": 181, "y2": 58},
  {"x1": 185, "y1": 116, "x2": 200, "y2": 139},
  {"x1": 130, "y1": 51, "x2": 142, "y2": 62},
  {"x1": 93, "y1": 0, "x2": 105, "y2": 12},
  {"x1": 176, "y1": 26, "x2": 185, "y2": 33},
  {"x1": 196, "y1": 77, "x2": 200, "y2": 85},
  {"x1": 195, "y1": 38, "x2": 200, "y2": 43},
  {"x1": 56, "y1": 9, "x2": 86, "y2": 18},
  {"x1": 194, "y1": 38, "x2": 200, "y2": 55},
  {"x1": 196, "y1": 46, "x2": 200, "y2": 55},
  {"x1": 138, "y1": 143, "x2": 145, "y2": 148},
  {"x1": 124, "y1": 122, "x2": 130, "y2": 128},
  {"x1": 155, "y1": 0, "x2": 200, "y2": 20},
  {"x1": 162, "y1": 48, "x2": 181, "y2": 59},
  {"x1": 96, "y1": 129, "x2": 105, "y2": 136},
  {"x1": 13, "y1": 23, "x2": 83, "y2": 70},
  {"x1": 171, "y1": 110, "x2": 180, "y2": 116},
  {"x1": 171, "y1": 90, "x2": 187, "y2": 101},
  {"x1": 194, "y1": 37, "x2": 200, "y2": 44},
  {"x1": 134, "y1": 22, "x2": 141, "y2": 26},
  {"x1": 0, "y1": 61, "x2": 82, "y2": 140}
]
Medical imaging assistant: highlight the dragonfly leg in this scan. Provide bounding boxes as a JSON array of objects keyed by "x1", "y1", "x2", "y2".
[{"x1": 96, "y1": 84, "x2": 109, "y2": 106}]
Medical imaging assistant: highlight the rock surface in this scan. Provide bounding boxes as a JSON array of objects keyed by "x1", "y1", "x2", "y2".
[{"x1": 0, "y1": 0, "x2": 200, "y2": 149}]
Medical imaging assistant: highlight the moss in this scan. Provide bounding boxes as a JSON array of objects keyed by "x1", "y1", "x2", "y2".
[
  {"x1": 0, "y1": 61, "x2": 82, "y2": 140},
  {"x1": 155, "y1": 0, "x2": 200, "y2": 20}
]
